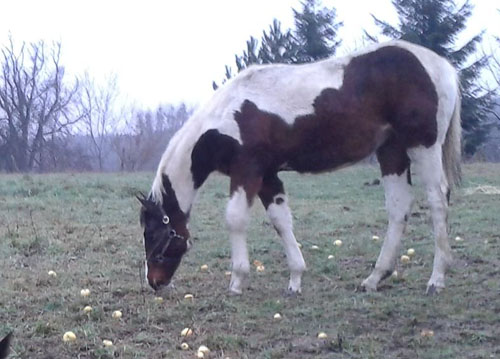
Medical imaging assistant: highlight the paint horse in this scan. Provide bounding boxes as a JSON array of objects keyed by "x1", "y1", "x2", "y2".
[{"x1": 138, "y1": 40, "x2": 461, "y2": 295}]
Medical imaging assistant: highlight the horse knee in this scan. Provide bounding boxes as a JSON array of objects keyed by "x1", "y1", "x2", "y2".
[
  {"x1": 267, "y1": 198, "x2": 293, "y2": 233},
  {"x1": 226, "y1": 187, "x2": 250, "y2": 233}
]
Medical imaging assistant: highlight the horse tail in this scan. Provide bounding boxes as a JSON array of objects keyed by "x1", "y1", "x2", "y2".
[{"x1": 442, "y1": 77, "x2": 462, "y2": 189}]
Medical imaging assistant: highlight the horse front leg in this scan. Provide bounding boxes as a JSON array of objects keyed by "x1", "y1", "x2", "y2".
[
  {"x1": 258, "y1": 173, "x2": 306, "y2": 294},
  {"x1": 225, "y1": 176, "x2": 261, "y2": 295}
]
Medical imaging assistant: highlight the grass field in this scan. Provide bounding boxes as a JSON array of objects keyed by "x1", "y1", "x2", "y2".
[{"x1": 1, "y1": 163, "x2": 499, "y2": 358}]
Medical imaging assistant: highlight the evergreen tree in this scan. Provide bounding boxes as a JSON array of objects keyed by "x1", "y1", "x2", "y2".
[
  {"x1": 293, "y1": 0, "x2": 342, "y2": 63},
  {"x1": 213, "y1": 0, "x2": 342, "y2": 90},
  {"x1": 369, "y1": 0, "x2": 496, "y2": 154},
  {"x1": 259, "y1": 19, "x2": 298, "y2": 64}
]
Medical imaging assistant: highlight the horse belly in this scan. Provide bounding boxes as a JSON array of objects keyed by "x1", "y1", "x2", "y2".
[
  {"x1": 287, "y1": 145, "x2": 369, "y2": 173},
  {"x1": 285, "y1": 119, "x2": 389, "y2": 174}
]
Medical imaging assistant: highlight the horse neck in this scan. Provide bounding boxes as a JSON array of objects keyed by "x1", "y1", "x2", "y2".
[{"x1": 152, "y1": 128, "x2": 198, "y2": 215}]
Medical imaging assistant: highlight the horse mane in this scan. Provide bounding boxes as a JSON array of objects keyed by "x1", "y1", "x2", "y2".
[
  {"x1": 150, "y1": 165, "x2": 167, "y2": 204},
  {"x1": 149, "y1": 110, "x2": 204, "y2": 205}
]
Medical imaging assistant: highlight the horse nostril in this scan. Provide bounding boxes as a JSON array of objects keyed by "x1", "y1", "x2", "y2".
[
  {"x1": 149, "y1": 279, "x2": 160, "y2": 291},
  {"x1": 169, "y1": 229, "x2": 176, "y2": 237}
]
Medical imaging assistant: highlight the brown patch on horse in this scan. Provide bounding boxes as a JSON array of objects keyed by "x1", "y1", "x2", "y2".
[
  {"x1": 376, "y1": 135, "x2": 410, "y2": 177},
  {"x1": 159, "y1": 175, "x2": 190, "y2": 239},
  {"x1": 191, "y1": 129, "x2": 240, "y2": 189},
  {"x1": 257, "y1": 174, "x2": 285, "y2": 209},
  {"x1": 233, "y1": 46, "x2": 438, "y2": 177}
]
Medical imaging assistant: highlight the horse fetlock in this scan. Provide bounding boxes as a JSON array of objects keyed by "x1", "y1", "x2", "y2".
[
  {"x1": 361, "y1": 276, "x2": 378, "y2": 292},
  {"x1": 229, "y1": 272, "x2": 247, "y2": 295},
  {"x1": 288, "y1": 272, "x2": 302, "y2": 293},
  {"x1": 229, "y1": 262, "x2": 250, "y2": 293},
  {"x1": 362, "y1": 266, "x2": 394, "y2": 292},
  {"x1": 427, "y1": 267, "x2": 446, "y2": 292}
]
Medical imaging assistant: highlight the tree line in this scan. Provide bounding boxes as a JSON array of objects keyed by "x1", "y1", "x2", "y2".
[
  {"x1": 1, "y1": 0, "x2": 499, "y2": 173},
  {"x1": 0, "y1": 38, "x2": 192, "y2": 172}
]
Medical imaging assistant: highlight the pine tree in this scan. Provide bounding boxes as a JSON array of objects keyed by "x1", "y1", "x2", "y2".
[
  {"x1": 369, "y1": 0, "x2": 496, "y2": 154},
  {"x1": 213, "y1": 0, "x2": 342, "y2": 89},
  {"x1": 293, "y1": 0, "x2": 342, "y2": 63},
  {"x1": 259, "y1": 19, "x2": 298, "y2": 64},
  {"x1": 212, "y1": 22, "x2": 296, "y2": 90}
]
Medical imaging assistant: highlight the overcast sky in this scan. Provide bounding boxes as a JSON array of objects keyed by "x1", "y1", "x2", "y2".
[{"x1": 0, "y1": 0, "x2": 498, "y2": 109}]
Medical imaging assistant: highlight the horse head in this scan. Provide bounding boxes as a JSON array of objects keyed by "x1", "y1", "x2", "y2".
[{"x1": 137, "y1": 175, "x2": 191, "y2": 291}]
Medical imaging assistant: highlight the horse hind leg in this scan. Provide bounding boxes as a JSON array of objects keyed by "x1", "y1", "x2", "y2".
[
  {"x1": 258, "y1": 173, "x2": 306, "y2": 294},
  {"x1": 362, "y1": 141, "x2": 413, "y2": 291},
  {"x1": 409, "y1": 145, "x2": 453, "y2": 294}
]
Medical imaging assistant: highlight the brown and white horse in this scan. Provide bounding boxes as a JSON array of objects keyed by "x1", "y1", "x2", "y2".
[{"x1": 138, "y1": 40, "x2": 461, "y2": 296}]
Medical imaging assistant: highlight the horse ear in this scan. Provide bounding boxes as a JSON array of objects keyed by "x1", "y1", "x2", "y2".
[{"x1": 136, "y1": 192, "x2": 149, "y2": 208}]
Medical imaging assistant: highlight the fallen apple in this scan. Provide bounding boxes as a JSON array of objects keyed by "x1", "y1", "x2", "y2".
[
  {"x1": 63, "y1": 331, "x2": 76, "y2": 342},
  {"x1": 400, "y1": 255, "x2": 410, "y2": 264},
  {"x1": 112, "y1": 310, "x2": 122, "y2": 319},
  {"x1": 83, "y1": 306, "x2": 93, "y2": 314}
]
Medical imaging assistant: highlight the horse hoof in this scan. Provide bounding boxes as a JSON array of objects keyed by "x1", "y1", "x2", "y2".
[
  {"x1": 228, "y1": 287, "x2": 243, "y2": 296},
  {"x1": 284, "y1": 288, "x2": 301, "y2": 297},
  {"x1": 360, "y1": 280, "x2": 377, "y2": 292},
  {"x1": 426, "y1": 284, "x2": 444, "y2": 296}
]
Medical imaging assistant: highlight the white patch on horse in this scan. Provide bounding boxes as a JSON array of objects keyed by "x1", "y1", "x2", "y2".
[
  {"x1": 150, "y1": 124, "x2": 199, "y2": 213},
  {"x1": 362, "y1": 172, "x2": 413, "y2": 291},
  {"x1": 225, "y1": 187, "x2": 251, "y2": 294},
  {"x1": 267, "y1": 195, "x2": 306, "y2": 293}
]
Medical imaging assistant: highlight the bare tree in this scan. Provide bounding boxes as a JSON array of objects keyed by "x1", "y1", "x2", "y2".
[
  {"x1": 0, "y1": 37, "x2": 80, "y2": 172},
  {"x1": 111, "y1": 104, "x2": 192, "y2": 171},
  {"x1": 79, "y1": 73, "x2": 119, "y2": 170},
  {"x1": 486, "y1": 40, "x2": 500, "y2": 89}
]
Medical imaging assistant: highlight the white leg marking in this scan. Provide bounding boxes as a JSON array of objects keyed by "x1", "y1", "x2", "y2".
[
  {"x1": 267, "y1": 195, "x2": 306, "y2": 293},
  {"x1": 225, "y1": 187, "x2": 251, "y2": 294},
  {"x1": 362, "y1": 171, "x2": 413, "y2": 291},
  {"x1": 410, "y1": 146, "x2": 452, "y2": 293}
]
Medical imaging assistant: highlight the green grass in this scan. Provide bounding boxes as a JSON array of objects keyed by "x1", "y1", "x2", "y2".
[{"x1": 1, "y1": 164, "x2": 499, "y2": 358}]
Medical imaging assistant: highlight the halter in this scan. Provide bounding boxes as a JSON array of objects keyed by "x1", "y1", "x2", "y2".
[{"x1": 146, "y1": 214, "x2": 186, "y2": 263}]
